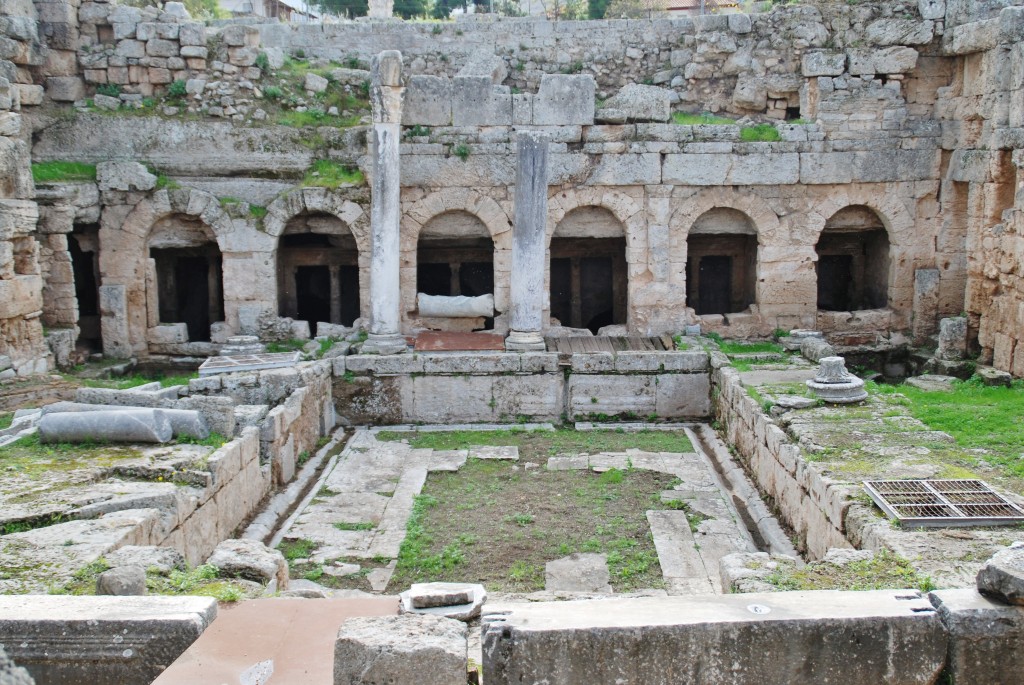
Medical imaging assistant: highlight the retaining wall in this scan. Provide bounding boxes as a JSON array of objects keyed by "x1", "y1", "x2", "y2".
[{"x1": 331, "y1": 350, "x2": 711, "y2": 425}]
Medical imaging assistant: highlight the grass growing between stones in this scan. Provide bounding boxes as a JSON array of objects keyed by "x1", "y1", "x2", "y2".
[
  {"x1": 57, "y1": 559, "x2": 256, "y2": 602},
  {"x1": 0, "y1": 412, "x2": 12, "y2": 430},
  {"x1": 718, "y1": 340, "x2": 784, "y2": 355},
  {"x1": 760, "y1": 549, "x2": 936, "y2": 593},
  {"x1": 0, "y1": 435, "x2": 143, "y2": 479},
  {"x1": 739, "y1": 124, "x2": 781, "y2": 142},
  {"x1": 71, "y1": 372, "x2": 197, "y2": 389},
  {"x1": 377, "y1": 428, "x2": 693, "y2": 458},
  {"x1": 302, "y1": 159, "x2": 364, "y2": 188},
  {"x1": 672, "y1": 112, "x2": 734, "y2": 125},
  {"x1": 387, "y1": 455, "x2": 682, "y2": 593},
  {"x1": 31, "y1": 161, "x2": 97, "y2": 183}
]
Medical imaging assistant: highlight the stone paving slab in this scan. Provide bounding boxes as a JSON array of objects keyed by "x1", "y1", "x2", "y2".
[
  {"x1": 470, "y1": 445, "x2": 519, "y2": 460},
  {"x1": 647, "y1": 510, "x2": 715, "y2": 595},
  {"x1": 197, "y1": 352, "x2": 301, "y2": 376}
]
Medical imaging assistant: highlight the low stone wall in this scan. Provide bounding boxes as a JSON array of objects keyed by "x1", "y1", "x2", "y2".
[
  {"x1": 0, "y1": 595, "x2": 217, "y2": 685},
  {"x1": 480, "y1": 588, "x2": 1024, "y2": 684},
  {"x1": 713, "y1": 364, "x2": 852, "y2": 559},
  {"x1": 332, "y1": 350, "x2": 710, "y2": 425}
]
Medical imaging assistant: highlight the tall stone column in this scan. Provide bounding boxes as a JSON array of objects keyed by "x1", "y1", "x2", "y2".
[
  {"x1": 506, "y1": 131, "x2": 549, "y2": 352},
  {"x1": 362, "y1": 50, "x2": 407, "y2": 355}
]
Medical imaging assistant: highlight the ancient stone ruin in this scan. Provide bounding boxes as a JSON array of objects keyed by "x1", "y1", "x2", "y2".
[{"x1": 0, "y1": 0, "x2": 1024, "y2": 683}]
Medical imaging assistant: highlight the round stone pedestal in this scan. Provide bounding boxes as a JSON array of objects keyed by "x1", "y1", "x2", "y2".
[{"x1": 806, "y1": 356, "x2": 867, "y2": 404}]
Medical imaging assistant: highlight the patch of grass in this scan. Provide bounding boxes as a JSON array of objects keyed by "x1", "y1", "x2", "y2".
[
  {"x1": 672, "y1": 111, "x2": 735, "y2": 125},
  {"x1": 663, "y1": 499, "x2": 709, "y2": 532},
  {"x1": 334, "y1": 521, "x2": 375, "y2": 531},
  {"x1": 0, "y1": 412, "x2": 12, "y2": 430},
  {"x1": 302, "y1": 159, "x2": 364, "y2": 188},
  {"x1": 316, "y1": 338, "x2": 335, "y2": 358},
  {"x1": 176, "y1": 432, "x2": 227, "y2": 448},
  {"x1": 250, "y1": 204, "x2": 268, "y2": 219},
  {"x1": 746, "y1": 387, "x2": 773, "y2": 413},
  {"x1": 155, "y1": 173, "x2": 180, "y2": 190},
  {"x1": 378, "y1": 428, "x2": 693, "y2": 456},
  {"x1": 279, "y1": 538, "x2": 318, "y2": 563},
  {"x1": 265, "y1": 338, "x2": 308, "y2": 353},
  {"x1": 31, "y1": 161, "x2": 97, "y2": 183},
  {"x1": 892, "y1": 378, "x2": 1024, "y2": 478},
  {"x1": 719, "y1": 340, "x2": 784, "y2": 355},
  {"x1": 452, "y1": 144, "x2": 471, "y2": 161},
  {"x1": 56, "y1": 558, "x2": 111, "y2": 594},
  {"x1": 0, "y1": 513, "x2": 68, "y2": 536},
  {"x1": 763, "y1": 549, "x2": 935, "y2": 593},
  {"x1": 739, "y1": 124, "x2": 781, "y2": 142}
]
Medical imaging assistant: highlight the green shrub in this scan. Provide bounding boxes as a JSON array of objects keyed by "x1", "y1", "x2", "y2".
[
  {"x1": 302, "y1": 159, "x2": 365, "y2": 188},
  {"x1": 255, "y1": 52, "x2": 270, "y2": 72},
  {"x1": 453, "y1": 144, "x2": 471, "y2": 161},
  {"x1": 167, "y1": 80, "x2": 187, "y2": 99},
  {"x1": 263, "y1": 85, "x2": 283, "y2": 100},
  {"x1": 96, "y1": 83, "x2": 122, "y2": 98},
  {"x1": 739, "y1": 123, "x2": 781, "y2": 142}
]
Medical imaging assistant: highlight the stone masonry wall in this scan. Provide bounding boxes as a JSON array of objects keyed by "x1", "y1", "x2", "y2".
[{"x1": 0, "y1": 0, "x2": 49, "y2": 377}]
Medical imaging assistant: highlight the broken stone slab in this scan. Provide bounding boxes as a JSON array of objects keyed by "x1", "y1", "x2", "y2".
[
  {"x1": 482, "y1": 591, "x2": 945, "y2": 684},
  {"x1": 334, "y1": 614, "x2": 467, "y2": 685},
  {"x1": 0, "y1": 595, "x2": 216, "y2": 685},
  {"x1": 469, "y1": 445, "x2": 519, "y2": 460},
  {"x1": 106, "y1": 545, "x2": 186, "y2": 575},
  {"x1": 206, "y1": 539, "x2": 288, "y2": 589},
  {"x1": 417, "y1": 293, "x2": 494, "y2": 318},
  {"x1": 38, "y1": 409, "x2": 173, "y2": 443},
  {"x1": 545, "y1": 553, "x2": 611, "y2": 593},
  {"x1": 976, "y1": 542, "x2": 1024, "y2": 606},
  {"x1": 773, "y1": 395, "x2": 817, "y2": 409},
  {"x1": 929, "y1": 588, "x2": 1024, "y2": 685},
  {"x1": 905, "y1": 374, "x2": 956, "y2": 392},
  {"x1": 75, "y1": 385, "x2": 182, "y2": 406},
  {"x1": 400, "y1": 582, "x2": 487, "y2": 621},
  {"x1": 42, "y1": 402, "x2": 209, "y2": 439},
  {"x1": 975, "y1": 366, "x2": 1012, "y2": 387},
  {"x1": 936, "y1": 316, "x2": 968, "y2": 361},
  {"x1": 317, "y1": 322, "x2": 353, "y2": 339},
  {"x1": 96, "y1": 161, "x2": 157, "y2": 192},
  {"x1": 96, "y1": 565, "x2": 147, "y2": 596}
]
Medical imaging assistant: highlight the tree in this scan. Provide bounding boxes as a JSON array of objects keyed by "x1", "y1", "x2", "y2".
[
  {"x1": 314, "y1": 0, "x2": 368, "y2": 17},
  {"x1": 588, "y1": 0, "x2": 610, "y2": 19},
  {"x1": 603, "y1": 0, "x2": 666, "y2": 18},
  {"x1": 394, "y1": 0, "x2": 427, "y2": 17}
]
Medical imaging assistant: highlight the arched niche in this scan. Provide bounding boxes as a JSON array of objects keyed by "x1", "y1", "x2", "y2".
[
  {"x1": 277, "y1": 211, "x2": 360, "y2": 327},
  {"x1": 815, "y1": 205, "x2": 890, "y2": 311},
  {"x1": 147, "y1": 213, "x2": 224, "y2": 342},
  {"x1": 416, "y1": 210, "x2": 495, "y2": 329},
  {"x1": 549, "y1": 206, "x2": 628, "y2": 333},
  {"x1": 685, "y1": 208, "x2": 758, "y2": 316}
]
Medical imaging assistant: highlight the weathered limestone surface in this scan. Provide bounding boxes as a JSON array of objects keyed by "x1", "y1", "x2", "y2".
[
  {"x1": 0, "y1": 595, "x2": 216, "y2": 685},
  {"x1": 482, "y1": 591, "x2": 946, "y2": 685},
  {"x1": 975, "y1": 542, "x2": 1024, "y2": 605},
  {"x1": 38, "y1": 408, "x2": 174, "y2": 443},
  {"x1": 930, "y1": 589, "x2": 1024, "y2": 685},
  {"x1": 506, "y1": 131, "x2": 549, "y2": 352},
  {"x1": 334, "y1": 614, "x2": 467, "y2": 685}
]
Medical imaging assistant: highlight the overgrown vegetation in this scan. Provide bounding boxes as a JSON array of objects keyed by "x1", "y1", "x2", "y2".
[
  {"x1": 718, "y1": 340, "x2": 784, "y2": 355},
  {"x1": 739, "y1": 123, "x2": 781, "y2": 142},
  {"x1": 266, "y1": 338, "x2": 309, "y2": 353},
  {"x1": 672, "y1": 111, "x2": 735, "y2": 126},
  {"x1": 31, "y1": 162, "x2": 97, "y2": 183},
  {"x1": 302, "y1": 159, "x2": 365, "y2": 188},
  {"x1": 875, "y1": 377, "x2": 1024, "y2": 479},
  {"x1": 761, "y1": 549, "x2": 936, "y2": 593}
]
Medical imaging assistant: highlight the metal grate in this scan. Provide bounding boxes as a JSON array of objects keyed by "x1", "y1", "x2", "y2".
[{"x1": 863, "y1": 479, "x2": 1024, "y2": 528}]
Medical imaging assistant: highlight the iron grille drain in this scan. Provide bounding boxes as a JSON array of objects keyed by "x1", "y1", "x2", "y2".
[{"x1": 863, "y1": 479, "x2": 1024, "y2": 528}]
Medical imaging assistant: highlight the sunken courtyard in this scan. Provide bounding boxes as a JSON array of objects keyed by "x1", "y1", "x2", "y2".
[{"x1": 1, "y1": 0, "x2": 1024, "y2": 682}]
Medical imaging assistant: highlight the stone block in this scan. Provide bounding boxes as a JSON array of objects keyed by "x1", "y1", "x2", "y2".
[
  {"x1": 482, "y1": 591, "x2": 945, "y2": 684},
  {"x1": 38, "y1": 408, "x2": 173, "y2": 444},
  {"x1": 546, "y1": 553, "x2": 611, "y2": 592},
  {"x1": 45, "y1": 76, "x2": 84, "y2": 102},
  {"x1": 602, "y1": 84, "x2": 670, "y2": 122},
  {"x1": 97, "y1": 160, "x2": 156, "y2": 192},
  {"x1": 931, "y1": 588, "x2": 1024, "y2": 685},
  {"x1": 178, "y1": 22, "x2": 205, "y2": 46},
  {"x1": 532, "y1": 73, "x2": 595, "y2": 126},
  {"x1": 655, "y1": 373, "x2": 712, "y2": 418},
  {"x1": 976, "y1": 543, "x2": 1024, "y2": 605},
  {"x1": 0, "y1": 595, "x2": 216, "y2": 685},
  {"x1": 568, "y1": 374, "x2": 655, "y2": 418},
  {"x1": 865, "y1": 19, "x2": 934, "y2": 46},
  {"x1": 732, "y1": 73, "x2": 767, "y2": 109},
  {"x1": 206, "y1": 538, "x2": 288, "y2": 588},
  {"x1": 334, "y1": 615, "x2": 466, "y2": 685},
  {"x1": 403, "y1": 75, "x2": 451, "y2": 126},
  {"x1": 802, "y1": 51, "x2": 845, "y2": 77},
  {"x1": 399, "y1": 582, "x2": 487, "y2": 621},
  {"x1": 96, "y1": 566, "x2": 147, "y2": 596}
]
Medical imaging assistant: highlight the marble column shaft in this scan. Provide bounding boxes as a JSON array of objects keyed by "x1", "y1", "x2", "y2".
[
  {"x1": 363, "y1": 50, "x2": 407, "y2": 355},
  {"x1": 506, "y1": 130, "x2": 549, "y2": 352}
]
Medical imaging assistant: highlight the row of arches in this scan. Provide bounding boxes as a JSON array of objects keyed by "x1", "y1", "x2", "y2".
[{"x1": 88, "y1": 186, "x2": 907, "y2": 354}]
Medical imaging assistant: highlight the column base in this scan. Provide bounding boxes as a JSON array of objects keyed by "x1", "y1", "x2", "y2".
[
  {"x1": 361, "y1": 332, "x2": 407, "y2": 355},
  {"x1": 505, "y1": 330, "x2": 546, "y2": 352}
]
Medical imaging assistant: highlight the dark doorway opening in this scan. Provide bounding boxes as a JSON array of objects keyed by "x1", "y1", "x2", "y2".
[
  {"x1": 549, "y1": 238, "x2": 626, "y2": 333},
  {"x1": 70, "y1": 223, "x2": 101, "y2": 352},
  {"x1": 277, "y1": 216, "x2": 361, "y2": 327},
  {"x1": 295, "y1": 265, "x2": 331, "y2": 326},
  {"x1": 816, "y1": 254, "x2": 853, "y2": 312},
  {"x1": 815, "y1": 206, "x2": 890, "y2": 312},
  {"x1": 685, "y1": 233, "x2": 757, "y2": 315},
  {"x1": 151, "y1": 247, "x2": 224, "y2": 342}
]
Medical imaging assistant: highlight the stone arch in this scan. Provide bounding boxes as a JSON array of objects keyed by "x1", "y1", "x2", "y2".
[
  {"x1": 684, "y1": 208, "x2": 759, "y2": 316},
  {"x1": 806, "y1": 188, "x2": 917, "y2": 323},
  {"x1": 669, "y1": 190, "x2": 781, "y2": 320},
  {"x1": 102, "y1": 188, "x2": 237, "y2": 355},
  {"x1": 400, "y1": 189, "x2": 512, "y2": 330},
  {"x1": 546, "y1": 187, "x2": 646, "y2": 331},
  {"x1": 265, "y1": 188, "x2": 370, "y2": 326}
]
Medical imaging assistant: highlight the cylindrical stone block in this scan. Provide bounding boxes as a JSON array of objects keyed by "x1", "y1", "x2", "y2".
[
  {"x1": 38, "y1": 409, "x2": 173, "y2": 443},
  {"x1": 41, "y1": 402, "x2": 209, "y2": 439}
]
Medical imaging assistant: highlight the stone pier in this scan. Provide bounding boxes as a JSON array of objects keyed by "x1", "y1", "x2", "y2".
[
  {"x1": 363, "y1": 50, "x2": 407, "y2": 356},
  {"x1": 505, "y1": 131, "x2": 549, "y2": 353}
]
